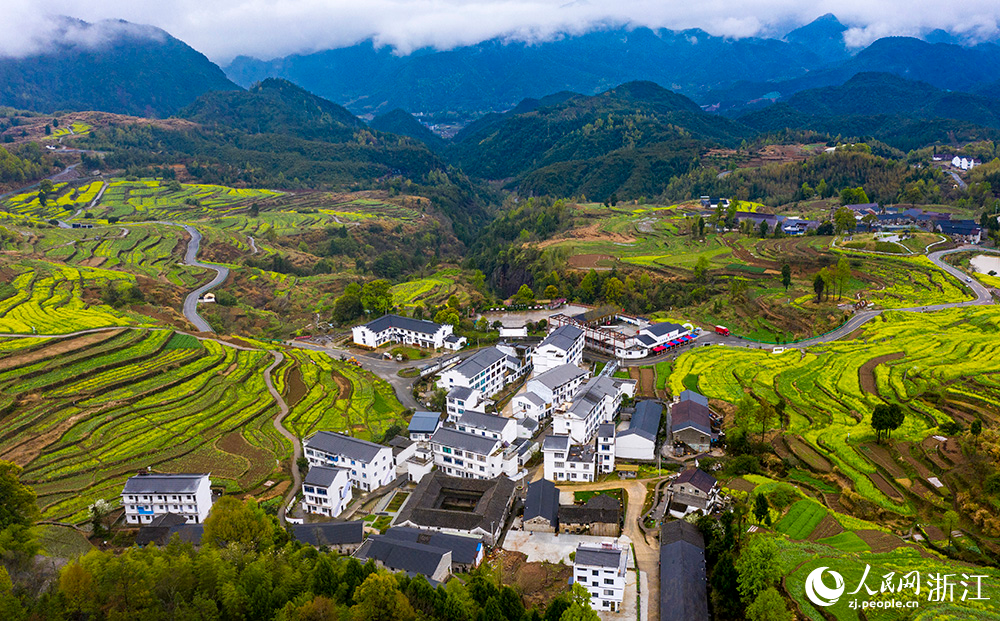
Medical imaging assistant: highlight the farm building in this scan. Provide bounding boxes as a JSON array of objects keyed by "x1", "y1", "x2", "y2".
[
  {"x1": 531, "y1": 324, "x2": 585, "y2": 374},
  {"x1": 393, "y1": 472, "x2": 516, "y2": 545},
  {"x1": 616, "y1": 400, "x2": 662, "y2": 461},
  {"x1": 121, "y1": 473, "x2": 213, "y2": 525},
  {"x1": 381, "y1": 526, "x2": 485, "y2": 573},
  {"x1": 199, "y1": 292, "x2": 216, "y2": 303},
  {"x1": 303, "y1": 431, "x2": 395, "y2": 492},
  {"x1": 291, "y1": 521, "x2": 365, "y2": 554},
  {"x1": 573, "y1": 543, "x2": 628, "y2": 612},
  {"x1": 352, "y1": 314, "x2": 455, "y2": 350},
  {"x1": 559, "y1": 494, "x2": 621, "y2": 537},
  {"x1": 667, "y1": 468, "x2": 719, "y2": 517},
  {"x1": 523, "y1": 478, "x2": 559, "y2": 532},
  {"x1": 302, "y1": 465, "x2": 352, "y2": 518},
  {"x1": 669, "y1": 393, "x2": 713, "y2": 453},
  {"x1": 660, "y1": 521, "x2": 709, "y2": 621}
]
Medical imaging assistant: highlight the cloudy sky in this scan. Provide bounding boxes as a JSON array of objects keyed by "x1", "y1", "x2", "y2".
[{"x1": 2, "y1": 0, "x2": 1000, "y2": 62}]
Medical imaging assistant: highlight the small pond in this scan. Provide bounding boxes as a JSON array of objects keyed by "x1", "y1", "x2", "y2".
[{"x1": 970, "y1": 254, "x2": 1000, "y2": 275}]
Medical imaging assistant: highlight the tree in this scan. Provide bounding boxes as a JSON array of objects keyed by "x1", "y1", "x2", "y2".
[
  {"x1": 835, "y1": 255, "x2": 851, "y2": 300},
  {"x1": 862, "y1": 213, "x2": 878, "y2": 231},
  {"x1": 351, "y1": 571, "x2": 415, "y2": 621},
  {"x1": 360, "y1": 280, "x2": 393, "y2": 316},
  {"x1": 971, "y1": 419, "x2": 982, "y2": 449},
  {"x1": 0, "y1": 461, "x2": 37, "y2": 531},
  {"x1": 735, "y1": 537, "x2": 780, "y2": 604},
  {"x1": 746, "y1": 587, "x2": 792, "y2": 621},
  {"x1": 871, "y1": 403, "x2": 904, "y2": 443},
  {"x1": 603, "y1": 277, "x2": 624, "y2": 305},
  {"x1": 447, "y1": 295, "x2": 460, "y2": 310},
  {"x1": 559, "y1": 584, "x2": 600, "y2": 621},
  {"x1": 816, "y1": 220, "x2": 834, "y2": 236},
  {"x1": 751, "y1": 400, "x2": 776, "y2": 443},
  {"x1": 514, "y1": 284, "x2": 535, "y2": 304},
  {"x1": 333, "y1": 291, "x2": 363, "y2": 324},
  {"x1": 781, "y1": 263, "x2": 791, "y2": 291},
  {"x1": 758, "y1": 220, "x2": 769, "y2": 238},
  {"x1": 752, "y1": 493, "x2": 769, "y2": 525},
  {"x1": 89, "y1": 499, "x2": 113, "y2": 538},
  {"x1": 544, "y1": 285, "x2": 559, "y2": 299},
  {"x1": 812, "y1": 273, "x2": 825, "y2": 303},
  {"x1": 694, "y1": 255, "x2": 710, "y2": 282},
  {"x1": 943, "y1": 510, "x2": 959, "y2": 549},
  {"x1": 833, "y1": 207, "x2": 856, "y2": 234},
  {"x1": 697, "y1": 215, "x2": 706, "y2": 237},
  {"x1": 202, "y1": 496, "x2": 274, "y2": 550}
]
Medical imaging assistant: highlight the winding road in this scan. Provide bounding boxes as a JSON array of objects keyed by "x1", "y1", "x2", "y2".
[
  {"x1": 264, "y1": 351, "x2": 301, "y2": 525},
  {"x1": 175, "y1": 224, "x2": 229, "y2": 333}
]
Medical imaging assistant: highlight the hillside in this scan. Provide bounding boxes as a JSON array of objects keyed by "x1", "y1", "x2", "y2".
[
  {"x1": 0, "y1": 17, "x2": 239, "y2": 117},
  {"x1": 450, "y1": 81, "x2": 752, "y2": 198},
  {"x1": 369, "y1": 109, "x2": 445, "y2": 150}
]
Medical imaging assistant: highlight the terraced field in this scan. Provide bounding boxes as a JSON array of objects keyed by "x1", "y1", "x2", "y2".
[
  {"x1": 671, "y1": 307, "x2": 1000, "y2": 515},
  {"x1": 390, "y1": 268, "x2": 467, "y2": 307},
  {"x1": 0, "y1": 329, "x2": 291, "y2": 521},
  {"x1": 0, "y1": 260, "x2": 155, "y2": 333},
  {"x1": 281, "y1": 349, "x2": 406, "y2": 441},
  {"x1": 93, "y1": 180, "x2": 281, "y2": 222},
  {"x1": 3, "y1": 181, "x2": 104, "y2": 220}
]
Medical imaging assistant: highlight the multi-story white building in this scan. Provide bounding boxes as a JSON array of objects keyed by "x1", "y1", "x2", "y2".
[
  {"x1": 429, "y1": 427, "x2": 519, "y2": 479},
  {"x1": 445, "y1": 386, "x2": 486, "y2": 423},
  {"x1": 616, "y1": 400, "x2": 662, "y2": 461},
  {"x1": 531, "y1": 325, "x2": 584, "y2": 375},
  {"x1": 352, "y1": 314, "x2": 459, "y2": 350},
  {"x1": 302, "y1": 466, "x2": 352, "y2": 517},
  {"x1": 552, "y1": 376, "x2": 625, "y2": 444},
  {"x1": 456, "y1": 410, "x2": 517, "y2": 444},
  {"x1": 542, "y1": 435, "x2": 596, "y2": 483},
  {"x1": 408, "y1": 411, "x2": 442, "y2": 443},
  {"x1": 512, "y1": 364, "x2": 589, "y2": 421},
  {"x1": 596, "y1": 423, "x2": 616, "y2": 474},
  {"x1": 438, "y1": 347, "x2": 517, "y2": 398},
  {"x1": 121, "y1": 473, "x2": 213, "y2": 525},
  {"x1": 574, "y1": 543, "x2": 629, "y2": 612},
  {"x1": 304, "y1": 431, "x2": 395, "y2": 492}
]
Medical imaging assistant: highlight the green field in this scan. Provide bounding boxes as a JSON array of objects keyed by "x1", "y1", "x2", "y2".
[
  {"x1": 776, "y1": 499, "x2": 828, "y2": 539},
  {"x1": 671, "y1": 306, "x2": 1000, "y2": 515},
  {"x1": 390, "y1": 268, "x2": 467, "y2": 307}
]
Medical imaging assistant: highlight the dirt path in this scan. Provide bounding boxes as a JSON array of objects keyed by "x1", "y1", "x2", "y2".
[
  {"x1": 858, "y1": 352, "x2": 904, "y2": 395},
  {"x1": 264, "y1": 351, "x2": 299, "y2": 525},
  {"x1": 557, "y1": 478, "x2": 660, "y2": 621}
]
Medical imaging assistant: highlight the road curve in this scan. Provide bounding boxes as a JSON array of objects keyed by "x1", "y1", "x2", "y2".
[
  {"x1": 264, "y1": 351, "x2": 301, "y2": 525},
  {"x1": 177, "y1": 224, "x2": 229, "y2": 333}
]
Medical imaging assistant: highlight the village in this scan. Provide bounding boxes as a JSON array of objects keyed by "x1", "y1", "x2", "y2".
[{"x1": 120, "y1": 310, "x2": 726, "y2": 621}]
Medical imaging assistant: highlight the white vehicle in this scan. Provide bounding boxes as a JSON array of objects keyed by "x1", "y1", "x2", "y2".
[{"x1": 966, "y1": 277, "x2": 972, "y2": 283}]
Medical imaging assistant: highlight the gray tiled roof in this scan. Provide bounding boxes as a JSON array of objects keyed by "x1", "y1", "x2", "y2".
[
  {"x1": 543, "y1": 434, "x2": 570, "y2": 451},
  {"x1": 292, "y1": 521, "x2": 364, "y2": 547},
  {"x1": 458, "y1": 410, "x2": 513, "y2": 434},
  {"x1": 305, "y1": 431, "x2": 387, "y2": 463},
  {"x1": 538, "y1": 325, "x2": 583, "y2": 352},
  {"x1": 519, "y1": 392, "x2": 546, "y2": 407},
  {"x1": 364, "y1": 313, "x2": 445, "y2": 336},
  {"x1": 531, "y1": 364, "x2": 588, "y2": 389},
  {"x1": 660, "y1": 521, "x2": 709, "y2": 621},
  {"x1": 408, "y1": 411, "x2": 442, "y2": 433},
  {"x1": 304, "y1": 465, "x2": 348, "y2": 488},
  {"x1": 447, "y1": 386, "x2": 475, "y2": 401},
  {"x1": 450, "y1": 347, "x2": 508, "y2": 380},
  {"x1": 679, "y1": 390, "x2": 708, "y2": 407},
  {"x1": 597, "y1": 422, "x2": 616, "y2": 438},
  {"x1": 645, "y1": 322, "x2": 684, "y2": 337},
  {"x1": 567, "y1": 375, "x2": 620, "y2": 418},
  {"x1": 636, "y1": 334, "x2": 657, "y2": 346},
  {"x1": 621, "y1": 400, "x2": 662, "y2": 441},
  {"x1": 524, "y1": 479, "x2": 559, "y2": 526},
  {"x1": 356, "y1": 536, "x2": 449, "y2": 579},
  {"x1": 575, "y1": 545, "x2": 626, "y2": 569},
  {"x1": 559, "y1": 494, "x2": 620, "y2": 525},
  {"x1": 395, "y1": 472, "x2": 515, "y2": 534},
  {"x1": 382, "y1": 526, "x2": 483, "y2": 565},
  {"x1": 520, "y1": 418, "x2": 538, "y2": 430},
  {"x1": 672, "y1": 468, "x2": 717, "y2": 494},
  {"x1": 430, "y1": 427, "x2": 499, "y2": 455},
  {"x1": 670, "y1": 401, "x2": 711, "y2": 436},
  {"x1": 122, "y1": 474, "x2": 207, "y2": 495}
]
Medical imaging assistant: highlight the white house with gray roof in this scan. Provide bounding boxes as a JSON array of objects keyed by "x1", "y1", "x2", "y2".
[
  {"x1": 304, "y1": 431, "x2": 395, "y2": 491},
  {"x1": 445, "y1": 386, "x2": 486, "y2": 422},
  {"x1": 429, "y1": 427, "x2": 519, "y2": 480},
  {"x1": 531, "y1": 325, "x2": 584, "y2": 375},
  {"x1": 512, "y1": 364, "x2": 589, "y2": 421},
  {"x1": 553, "y1": 375, "x2": 625, "y2": 444},
  {"x1": 438, "y1": 347, "x2": 517, "y2": 398},
  {"x1": 302, "y1": 465, "x2": 352, "y2": 517},
  {"x1": 543, "y1": 434, "x2": 597, "y2": 482},
  {"x1": 573, "y1": 542, "x2": 629, "y2": 612},
  {"x1": 456, "y1": 410, "x2": 517, "y2": 444},
  {"x1": 616, "y1": 400, "x2": 662, "y2": 461},
  {"x1": 353, "y1": 314, "x2": 455, "y2": 350},
  {"x1": 121, "y1": 473, "x2": 213, "y2": 525}
]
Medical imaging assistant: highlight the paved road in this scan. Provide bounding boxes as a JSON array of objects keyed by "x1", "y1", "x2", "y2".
[
  {"x1": 559, "y1": 478, "x2": 661, "y2": 621},
  {"x1": 175, "y1": 224, "x2": 229, "y2": 333},
  {"x1": 265, "y1": 351, "x2": 301, "y2": 525}
]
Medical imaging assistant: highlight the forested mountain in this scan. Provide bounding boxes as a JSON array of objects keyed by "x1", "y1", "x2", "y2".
[
  {"x1": 182, "y1": 78, "x2": 363, "y2": 142},
  {"x1": 708, "y1": 37, "x2": 1000, "y2": 113},
  {"x1": 0, "y1": 17, "x2": 239, "y2": 117},
  {"x1": 449, "y1": 81, "x2": 752, "y2": 199},
  {"x1": 224, "y1": 25, "x2": 833, "y2": 116},
  {"x1": 741, "y1": 73, "x2": 1000, "y2": 151},
  {"x1": 370, "y1": 109, "x2": 445, "y2": 150},
  {"x1": 783, "y1": 13, "x2": 850, "y2": 62}
]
